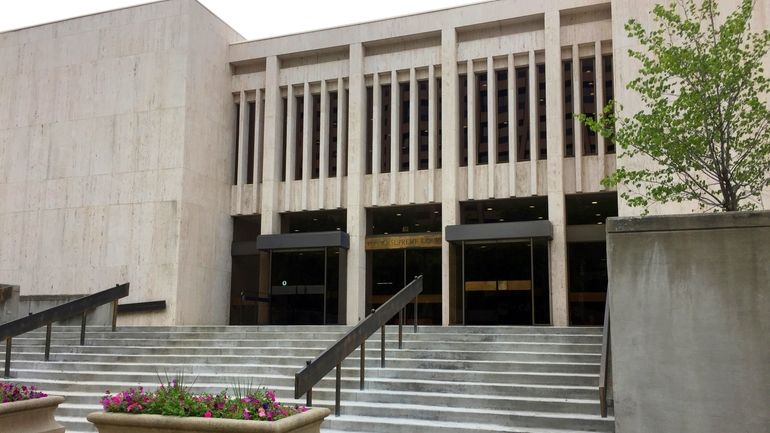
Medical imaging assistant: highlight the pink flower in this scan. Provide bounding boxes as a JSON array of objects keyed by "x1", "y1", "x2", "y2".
[
  {"x1": 258, "y1": 407, "x2": 266, "y2": 418},
  {"x1": 242, "y1": 408, "x2": 251, "y2": 420},
  {"x1": 204, "y1": 411, "x2": 212, "y2": 418}
]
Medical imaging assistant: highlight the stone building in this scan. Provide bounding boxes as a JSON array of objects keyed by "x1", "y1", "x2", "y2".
[{"x1": 1, "y1": 0, "x2": 767, "y2": 326}]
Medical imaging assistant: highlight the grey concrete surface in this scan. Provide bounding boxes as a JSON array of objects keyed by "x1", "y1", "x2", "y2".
[{"x1": 607, "y1": 211, "x2": 770, "y2": 433}]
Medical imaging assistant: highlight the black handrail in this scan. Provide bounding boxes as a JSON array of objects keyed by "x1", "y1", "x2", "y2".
[
  {"x1": 1, "y1": 283, "x2": 129, "y2": 377},
  {"x1": 294, "y1": 275, "x2": 423, "y2": 416},
  {"x1": 599, "y1": 292, "x2": 611, "y2": 417}
]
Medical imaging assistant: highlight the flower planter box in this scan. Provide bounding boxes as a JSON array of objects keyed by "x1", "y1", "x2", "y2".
[
  {"x1": 0, "y1": 395, "x2": 65, "y2": 433},
  {"x1": 87, "y1": 407, "x2": 331, "y2": 433}
]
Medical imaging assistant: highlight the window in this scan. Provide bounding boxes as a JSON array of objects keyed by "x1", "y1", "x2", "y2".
[
  {"x1": 563, "y1": 60, "x2": 575, "y2": 158},
  {"x1": 580, "y1": 58, "x2": 597, "y2": 155},
  {"x1": 515, "y1": 67, "x2": 530, "y2": 161}
]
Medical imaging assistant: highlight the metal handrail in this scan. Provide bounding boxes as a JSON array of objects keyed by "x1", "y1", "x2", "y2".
[
  {"x1": 294, "y1": 275, "x2": 423, "y2": 416},
  {"x1": 1, "y1": 283, "x2": 129, "y2": 377},
  {"x1": 599, "y1": 292, "x2": 611, "y2": 417}
]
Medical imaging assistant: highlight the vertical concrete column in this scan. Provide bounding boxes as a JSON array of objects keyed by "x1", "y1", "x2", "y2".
[
  {"x1": 389, "y1": 70, "x2": 399, "y2": 204},
  {"x1": 336, "y1": 77, "x2": 347, "y2": 208},
  {"x1": 284, "y1": 85, "x2": 296, "y2": 210},
  {"x1": 260, "y1": 55, "x2": 283, "y2": 234},
  {"x1": 545, "y1": 10, "x2": 568, "y2": 326},
  {"x1": 252, "y1": 90, "x2": 263, "y2": 209},
  {"x1": 345, "y1": 43, "x2": 367, "y2": 324},
  {"x1": 441, "y1": 27, "x2": 460, "y2": 326},
  {"x1": 573, "y1": 44, "x2": 583, "y2": 193},
  {"x1": 467, "y1": 60, "x2": 476, "y2": 200},
  {"x1": 319, "y1": 80, "x2": 329, "y2": 209},
  {"x1": 428, "y1": 65, "x2": 437, "y2": 202},
  {"x1": 372, "y1": 73, "x2": 381, "y2": 206},
  {"x1": 486, "y1": 56, "x2": 497, "y2": 198},
  {"x1": 236, "y1": 91, "x2": 248, "y2": 214},
  {"x1": 302, "y1": 82, "x2": 312, "y2": 210},
  {"x1": 595, "y1": 40, "x2": 606, "y2": 188},
  {"x1": 409, "y1": 68, "x2": 418, "y2": 203},
  {"x1": 507, "y1": 53, "x2": 517, "y2": 197},
  {"x1": 528, "y1": 50, "x2": 538, "y2": 196}
]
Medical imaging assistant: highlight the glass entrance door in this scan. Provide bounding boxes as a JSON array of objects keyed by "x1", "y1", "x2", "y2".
[
  {"x1": 463, "y1": 239, "x2": 550, "y2": 325},
  {"x1": 270, "y1": 249, "x2": 339, "y2": 325},
  {"x1": 369, "y1": 248, "x2": 441, "y2": 325}
]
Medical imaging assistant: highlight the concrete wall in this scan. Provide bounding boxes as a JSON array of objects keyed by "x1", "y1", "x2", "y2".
[
  {"x1": 0, "y1": 0, "x2": 243, "y2": 325},
  {"x1": 607, "y1": 212, "x2": 770, "y2": 433}
]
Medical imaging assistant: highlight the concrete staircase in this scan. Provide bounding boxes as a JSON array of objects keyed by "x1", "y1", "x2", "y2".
[{"x1": 2, "y1": 325, "x2": 614, "y2": 433}]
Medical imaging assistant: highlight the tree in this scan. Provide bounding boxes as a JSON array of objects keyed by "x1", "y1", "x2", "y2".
[{"x1": 581, "y1": 0, "x2": 770, "y2": 212}]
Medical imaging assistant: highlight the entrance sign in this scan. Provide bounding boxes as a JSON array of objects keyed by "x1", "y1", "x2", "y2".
[{"x1": 365, "y1": 233, "x2": 442, "y2": 250}]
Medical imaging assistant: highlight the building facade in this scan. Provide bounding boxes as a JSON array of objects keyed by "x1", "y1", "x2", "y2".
[{"x1": 1, "y1": 0, "x2": 768, "y2": 326}]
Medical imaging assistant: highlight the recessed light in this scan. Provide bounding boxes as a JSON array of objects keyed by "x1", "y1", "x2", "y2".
[
  {"x1": 529, "y1": 205, "x2": 535, "y2": 209},
  {"x1": 486, "y1": 207, "x2": 493, "y2": 211},
  {"x1": 396, "y1": 213, "x2": 402, "y2": 217},
  {"x1": 336, "y1": 227, "x2": 341, "y2": 231},
  {"x1": 538, "y1": 216, "x2": 544, "y2": 220},
  {"x1": 415, "y1": 223, "x2": 420, "y2": 226},
  {"x1": 433, "y1": 210, "x2": 439, "y2": 214},
  {"x1": 312, "y1": 218, "x2": 318, "y2": 221},
  {"x1": 499, "y1": 218, "x2": 504, "y2": 222},
  {"x1": 597, "y1": 222, "x2": 604, "y2": 225},
  {"x1": 591, "y1": 201, "x2": 598, "y2": 205},
  {"x1": 595, "y1": 213, "x2": 601, "y2": 217},
  {"x1": 293, "y1": 229, "x2": 299, "y2": 232},
  {"x1": 384, "y1": 232, "x2": 389, "y2": 235}
]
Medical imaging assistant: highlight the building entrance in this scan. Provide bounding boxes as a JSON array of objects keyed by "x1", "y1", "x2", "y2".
[
  {"x1": 461, "y1": 238, "x2": 550, "y2": 325},
  {"x1": 369, "y1": 247, "x2": 442, "y2": 325}
]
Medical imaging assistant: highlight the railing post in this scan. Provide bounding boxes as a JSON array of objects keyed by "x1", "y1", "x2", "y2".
[
  {"x1": 380, "y1": 325, "x2": 385, "y2": 368},
  {"x1": 335, "y1": 363, "x2": 341, "y2": 416},
  {"x1": 4, "y1": 337, "x2": 11, "y2": 378},
  {"x1": 414, "y1": 296, "x2": 418, "y2": 333},
  {"x1": 398, "y1": 309, "x2": 403, "y2": 349},
  {"x1": 305, "y1": 360, "x2": 312, "y2": 407},
  {"x1": 80, "y1": 312, "x2": 87, "y2": 346},
  {"x1": 111, "y1": 299, "x2": 119, "y2": 332},
  {"x1": 359, "y1": 341, "x2": 365, "y2": 390},
  {"x1": 44, "y1": 323, "x2": 52, "y2": 361}
]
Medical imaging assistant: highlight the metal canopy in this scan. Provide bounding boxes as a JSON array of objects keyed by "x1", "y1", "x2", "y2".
[
  {"x1": 255, "y1": 231, "x2": 350, "y2": 251},
  {"x1": 445, "y1": 220, "x2": 553, "y2": 243}
]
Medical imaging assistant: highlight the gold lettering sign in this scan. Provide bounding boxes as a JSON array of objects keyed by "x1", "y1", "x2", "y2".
[{"x1": 365, "y1": 233, "x2": 442, "y2": 250}]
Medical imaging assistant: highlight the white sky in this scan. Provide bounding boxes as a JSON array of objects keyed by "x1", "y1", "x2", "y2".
[{"x1": 0, "y1": 0, "x2": 485, "y2": 40}]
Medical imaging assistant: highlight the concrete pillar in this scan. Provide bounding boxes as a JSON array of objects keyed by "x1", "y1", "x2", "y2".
[
  {"x1": 487, "y1": 56, "x2": 497, "y2": 198},
  {"x1": 319, "y1": 80, "x2": 329, "y2": 208},
  {"x1": 409, "y1": 67, "x2": 418, "y2": 203},
  {"x1": 345, "y1": 43, "x2": 367, "y2": 324},
  {"x1": 252, "y1": 90, "x2": 263, "y2": 208},
  {"x1": 507, "y1": 53, "x2": 516, "y2": 197},
  {"x1": 372, "y1": 73, "x2": 381, "y2": 206},
  {"x1": 428, "y1": 64, "x2": 437, "y2": 202},
  {"x1": 236, "y1": 90, "x2": 248, "y2": 214},
  {"x1": 595, "y1": 40, "x2": 606, "y2": 188},
  {"x1": 390, "y1": 70, "x2": 399, "y2": 204},
  {"x1": 467, "y1": 60, "x2": 476, "y2": 200},
  {"x1": 441, "y1": 27, "x2": 460, "y2": 326},
  {"x1": 336, "y1": 77, "x2": 347, "y2": 208},
  {"x1": 528, "y1": 50, "x2": 538, "y2": 196},
  {"x1": 545, "y1": 10, "x2": 568, "y2": 326},
  {"x1": 302, "y1": 82, "x2": 312, "y2": 209},
  {"x1": 573, "y1": 44, "x2": 583, "y2": 193},
  {"x1": 284, "y1": 85, "x2": 296, "y2": 210},
  {"x1": 260, "y1": 55, "x2": 283, "y2": 234}
]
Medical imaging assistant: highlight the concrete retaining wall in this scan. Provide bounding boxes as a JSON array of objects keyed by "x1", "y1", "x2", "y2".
[{"x1": 607, "y1": 211, "x2": 770, "y2": 433}]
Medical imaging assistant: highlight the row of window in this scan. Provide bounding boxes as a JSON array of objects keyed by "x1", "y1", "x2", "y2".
[{"x1": 234, "y1": 55, "x2": 615, "y2": 185}]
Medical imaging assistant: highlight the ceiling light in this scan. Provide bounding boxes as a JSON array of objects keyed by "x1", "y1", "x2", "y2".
[
  {"x1": 415, "y1": 223, "x2": 421, "y2": 226},
  {"x1": 499, "y1": 218, "x2": 504, "y2": 222},
  {"x1": 312, "y1": 218, "x2": 318, "y2": 221},
  {"x1": 538, "y1": 216, "x2": 544, "y2": 220},
  {"x1": 433, "y1": 210, "x2": 439, "y2": 214},
  {"x1": 529, "y1": 205, "x2": 535, "y2": 209},
  {"x1": 396, "y1": 213, "x2": 402, "y2": 217},
  {"x1": 384, "y1": 232, "x2": 389, "y2": 235},
  {"x1": 486, "y1": 207, "x2": 494, "y2": 211},
  {"x1": 597, "y1": 222, "x2": 604, "y2": 225},
  {"x1": 336, "y1": 227, "x2": 341, "y2": 231},
  {"x1": 595, "y1": 213, "x2": 601, "y2": 217},
  {"x1": 591, "y1": 201, "x2": 598, "y2": 205},
  {"x1": 293, "y1": 229, "x2": 299, "y2": 232}
]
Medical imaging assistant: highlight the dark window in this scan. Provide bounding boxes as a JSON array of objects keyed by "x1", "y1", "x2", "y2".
[
  {"x1": 329, "y1": 91, "x2": 339, "y2": 177},
  {"x1": 476, "y1": 72, "x2": 488, "y2": 165},
  {"x1": 515, "y1": 66, "x2": 530, "y2": 161},
  {"x1": 311, "y1": 94, "x2": 321, "y2": 179},
  {"x1": 580, "y1": 58, "x2": 597, "y2": 155},
  {"x1": 437, "y1": 78, "x2": 442, "y2": 169},
  {"x1": 563, "y1": 60, "x2": 575, "y2": 158},
  {"x1": 537, "y1": 64, "x2": 547, "y2": 160},
  {"x1": 497, "y1": 70, "x2": 509, "y2": 163},
  {"x1": 460, "y1": 74, "x2": 469, "y2": 166},
  {"x1": 280, "y1": 98, "x2": 287, "y2": 181},
  {"x1": 247, "y1": 102, "x2": 256, "y2": 183},
  {"x1": 399, "y1": 82, "x2": 410, "y2": 172},
  {"x1": 418, "y1": 80, "x2": 429, "y2": 170},
  {"x1": 366, "y1": 86, "x2": 373, "y2": 174},
  {"x1": 381, "y1": 84, "x2": 392, "y2": 173},
  {"x1": 234, "y1": 102, "x2": 240, "y2": 185},
  {"x1": 603, "y1": 55, "x2": 615, "y2": 154},
  {"x1": 295, "y1": 95, "x2": 304, "y2": 180}
]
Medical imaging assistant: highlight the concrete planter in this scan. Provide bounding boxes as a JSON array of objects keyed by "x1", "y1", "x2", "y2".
[
  {"x1": 607, "y1": 211, "x2": 770, "y2": 433},
  {"x1": 0, "y1": 395, "x2": 65, "y2": 433},
  {"x1": 87, "y1": 407, "x2": 331, "y2": 433}
]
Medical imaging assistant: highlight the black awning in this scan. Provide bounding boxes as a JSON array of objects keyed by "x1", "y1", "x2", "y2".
[
  {"x1": 255, "y1": 231, "x2": 350, "y2": 251},
  {"x1": 445, "y1": 220, "x2": 552, "y2": 243}
]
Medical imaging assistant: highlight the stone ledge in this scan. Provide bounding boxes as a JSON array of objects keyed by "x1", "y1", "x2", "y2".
[{"x1": 607, "y1": 210, "x2": 770, "y2": 234}]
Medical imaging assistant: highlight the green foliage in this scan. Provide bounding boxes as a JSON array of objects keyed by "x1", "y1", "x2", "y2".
[{"x1": 580, "y1": 0, "x2": 770, "y2": 213}]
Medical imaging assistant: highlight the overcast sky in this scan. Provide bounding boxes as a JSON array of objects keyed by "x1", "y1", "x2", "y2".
[{"x1": 0, "y1": 0, "x2": 484, "y2": 40}]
